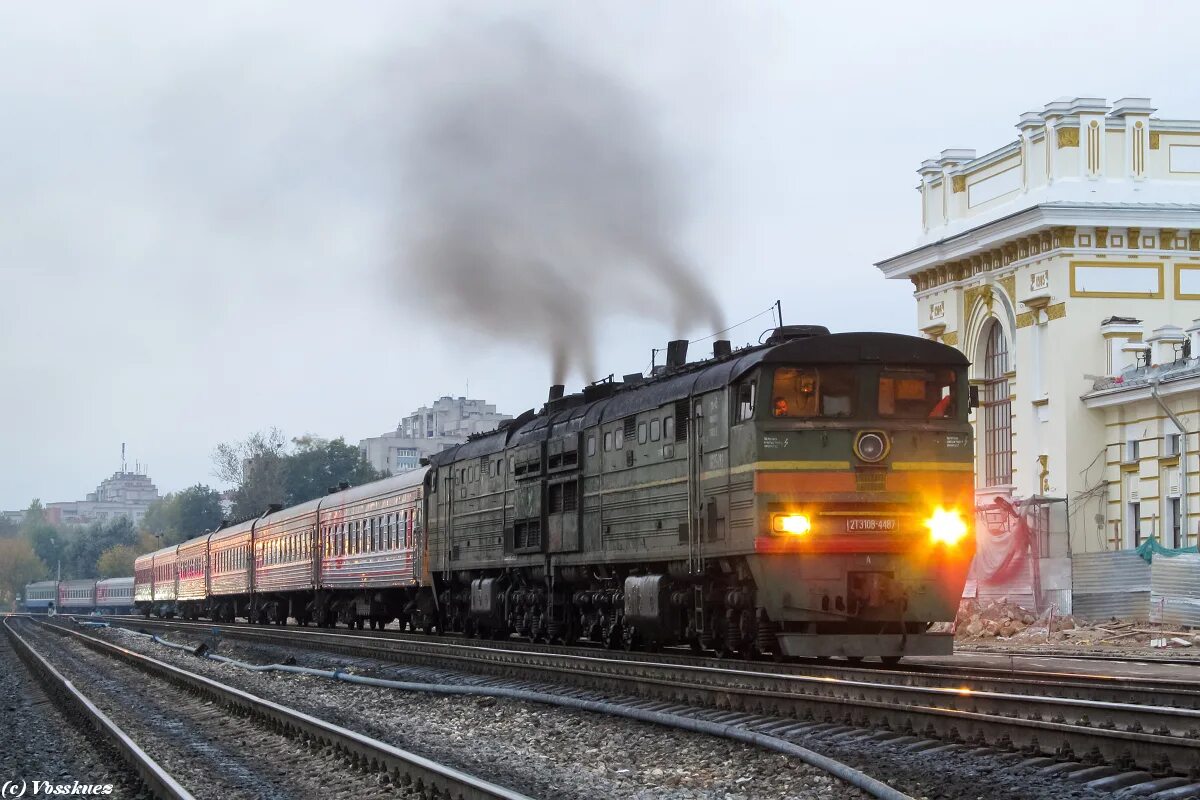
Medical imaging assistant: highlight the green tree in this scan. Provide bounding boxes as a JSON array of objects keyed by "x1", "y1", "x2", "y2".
[
  {"x1": 284, "y1": 436, "x2": 387, "y2": 506},
  {"x1": 96, "y1": 544, "x2": 138, "y2": 578},
  {"x1": 142, "y1": 485, "x2": 224, "y2": 544},
  {"x1": 65, "y1": 517, "x2": 138, "y2": 579},
  {"x1": 20, "y1": 499, "x2": 45, "y2": 534},
  {"x1": 26, "y1": 524, "x2": 65, "y2": 575},
  {"x1": 214, "y1": 429, "x2": 287, "y2": 523},
  {"x1": 0, "y1": 515, "x2": 18, "y2": 538},
  {"x1": 0, "y1": 538, "x2": 47, "y2": 610}
]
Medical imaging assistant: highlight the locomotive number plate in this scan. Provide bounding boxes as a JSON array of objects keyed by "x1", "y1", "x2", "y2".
[{"x1": 845, "y1": 517, "x2": 898, "y2": 532}]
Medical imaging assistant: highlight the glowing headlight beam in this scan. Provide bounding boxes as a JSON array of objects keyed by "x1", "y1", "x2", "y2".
[
  {"x1": 774, "y1": 514, "x2": 812, "y2": 536},
  {"x1": 925, "y1": 507, "x2": 968, "y2": 545}
]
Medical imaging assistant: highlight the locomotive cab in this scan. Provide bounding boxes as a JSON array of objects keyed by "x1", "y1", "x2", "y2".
[{"x1": 734, "y1": 336, "x2": 974, "y2": 659}]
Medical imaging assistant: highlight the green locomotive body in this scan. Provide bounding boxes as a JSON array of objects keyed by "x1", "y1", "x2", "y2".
[{"x1": 426, "y1": 326, "x2": 975, "y2": 660}]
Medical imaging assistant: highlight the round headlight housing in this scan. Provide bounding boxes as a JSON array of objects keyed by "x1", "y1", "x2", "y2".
[{"x1": 855, "y1": 431, "x2": 888, "y2": 462}]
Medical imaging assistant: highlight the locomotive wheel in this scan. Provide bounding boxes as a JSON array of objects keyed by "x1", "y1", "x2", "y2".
[
  {"x1": 603, "y1": 623, "x2": 622, "y2": 650},
  {"x1": 622, "y1": 625, "x2": 638, "y2": 652},
  {"x1": 423, "y1": 620, "x2": 435, "y2": 635}
]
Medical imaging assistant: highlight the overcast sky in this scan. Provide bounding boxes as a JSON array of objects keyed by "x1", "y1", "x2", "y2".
[{"x1": 4, "y1": 1, "x2": 1200, "y2": 510}]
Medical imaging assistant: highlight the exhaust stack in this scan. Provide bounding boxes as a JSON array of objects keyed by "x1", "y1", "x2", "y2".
[
  {"x1": 548, "y1": 384, "x2": 565, "y2": 402},
  {"x1": 666, "y1": 339, "x2": 688, "y2": 368}
]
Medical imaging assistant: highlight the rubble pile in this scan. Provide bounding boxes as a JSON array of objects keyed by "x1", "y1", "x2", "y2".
[
  {"x1": 955, "y1": 597, "x2": 1200, "y2": 649},
  {"x1": 955, "y1": 597, "x2": 1052, "y2": 639}
]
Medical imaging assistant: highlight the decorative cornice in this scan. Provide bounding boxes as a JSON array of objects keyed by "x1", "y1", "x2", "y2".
[
  {"x1": 879, "y1": 203, "x2": 1200, "y2": 280},
  {"x1": 1045, "y1": 302, "x2": 1067, "y2": 321},
  {"x1": 952, "y1": 175, "x2": 966, "y2": 193},
  {"x1": 1016, "y1": 311, "x2": 1035, "y2": 329},
  {"x1": 1150, "y1": 131, "x2": 1161, "y2": 149},
  {"x1": 1057, "y1": 127, "x2": 1080, "y2": 148},
  {"x1": 942, "y1": 331, "x2": 958, "y2": 346}
]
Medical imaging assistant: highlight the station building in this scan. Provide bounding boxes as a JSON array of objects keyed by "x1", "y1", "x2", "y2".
[{"x1": 876, "y1": 97, "x2": 1200, "y2": 611}]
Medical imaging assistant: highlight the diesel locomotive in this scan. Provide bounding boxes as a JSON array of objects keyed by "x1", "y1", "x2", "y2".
[{"x1": 135, "y1": 325, "x2": 975, "y2": 661}]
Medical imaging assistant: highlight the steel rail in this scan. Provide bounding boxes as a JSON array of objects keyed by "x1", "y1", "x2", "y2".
[
  {"x1": 89, "y1": 612, "x2": 1200, "y2": 702},
  {"x1": 2, "y1": 617, "x2": 195, "y2": 800},
  {"x1": 97, "y1": 615, "x2": 1200, "y2": 708},
  {"x1": 30, "y1": 618, "x2": 531, "y2": 800},
  {"x1": 99, "y1": 616, "x2": 1200, "y2": 778}
]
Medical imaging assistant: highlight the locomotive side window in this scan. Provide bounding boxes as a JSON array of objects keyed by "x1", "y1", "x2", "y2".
[
  {"x1": 615, "y1": 427, "x2": 625, "y2": 449},
  {"x1": 879, "y1": 368, "x2": 958, "y2": 419},
  {"x1": 638, "y1": 422, "x2": 648, "y2": 444},
  {"x1": 604, "y1": 431, "x2": 613, "y2": 452},
  {"x1": 664, "y1": 416, "x2": 674, "y2": 440},
  {"x1": 735, "y1": 379, "x2": 756, "y2": 421},
  {"x1": 772, "y1": 367, "x2": 855, "y2": 418},
  {"x1": 650, "y1": 418, "x2": 661, "y2": 441},
  {"x1": 587, "y1": 435, "x2": 596, "y2": 456}
]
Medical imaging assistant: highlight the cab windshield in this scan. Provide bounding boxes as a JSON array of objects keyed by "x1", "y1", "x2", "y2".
[
  {"x1": 771, "y1": 367, "x2": 856, "y2": 418},
  {"x1": 878, "y1": 367, "x2": 958, "y2": 419}
]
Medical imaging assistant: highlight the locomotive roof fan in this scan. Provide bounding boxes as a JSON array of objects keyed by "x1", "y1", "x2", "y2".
[{"x1": 766, "y1": 325, "x2": 830, "y2": 345}]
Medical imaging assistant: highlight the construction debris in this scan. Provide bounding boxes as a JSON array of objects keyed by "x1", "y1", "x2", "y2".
[{"x1": 955, "y1": 596, "x2": 1200, "y2": 651}]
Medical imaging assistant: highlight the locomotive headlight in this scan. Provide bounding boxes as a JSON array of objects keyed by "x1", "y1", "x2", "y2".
[
  {"x1": 773, "y1": 513, "x2": 812, "y2": 536},
  {"x1": 854, "y1": 431, "x2": 889, "y2": 463},
  {"x1": 925, "y1": 507, "x2": 968, "y2": 546}
]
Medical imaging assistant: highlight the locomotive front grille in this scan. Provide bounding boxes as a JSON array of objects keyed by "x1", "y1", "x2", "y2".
[{"x1": 854, "y1": 467, "x2": 887, "y2": 492}]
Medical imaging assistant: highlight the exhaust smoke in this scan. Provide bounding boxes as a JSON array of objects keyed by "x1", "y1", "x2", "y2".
[{"x1": 397, "y1": 24, "x2": 723, "y2": 384}]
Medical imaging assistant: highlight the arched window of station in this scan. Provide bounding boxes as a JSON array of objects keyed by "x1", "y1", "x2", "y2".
[{"x1": 980, "y1": 319, "x2": 1012, "y2": 486}]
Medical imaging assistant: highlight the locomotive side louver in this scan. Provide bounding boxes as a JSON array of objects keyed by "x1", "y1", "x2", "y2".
[{"x1": 674, "y1": 399, "x2": 689, "y2": 441}]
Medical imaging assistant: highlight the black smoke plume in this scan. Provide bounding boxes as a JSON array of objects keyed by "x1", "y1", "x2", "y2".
[{"x1": 399, "y1": 24, "x2": 724, "y2": 384}]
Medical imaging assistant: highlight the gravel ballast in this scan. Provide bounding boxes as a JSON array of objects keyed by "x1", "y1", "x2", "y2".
[
  {"x1": 88, "y1": 623, "x2": 871, "y2": 799},
  {"x1": 110, "y1": 623, "x2": 1132, "y2": 800},
  {"x1": 0, "y1": 625, "x2": 146, "y2": 799},
  {"x1": 15, "y1": 620, "x2": 433, "y2": 800},
  {"x1": 90, "y1": 622, "x2": 1129, "y2": 799}
]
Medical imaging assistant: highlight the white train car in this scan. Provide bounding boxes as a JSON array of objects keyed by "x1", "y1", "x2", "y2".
[{"x1": 23, "y1": 580, "x2": 58, "y2": 614}]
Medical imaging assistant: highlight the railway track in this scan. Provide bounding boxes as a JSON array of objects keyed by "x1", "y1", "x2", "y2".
[
  {"x1": 91, "y1": 615, "x2": 1200, "y2": 793},
  {"x1": 10, "y1": 616, "x2": 530, "y2": 800},
  {"x1": 3, "y1": 617, "x2": 193, "y2": 800}
]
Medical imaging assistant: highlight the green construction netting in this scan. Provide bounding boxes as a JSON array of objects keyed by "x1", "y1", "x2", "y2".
[{"x1": 1135, "y1": 536, "x2": 1200, "y2": 563}]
